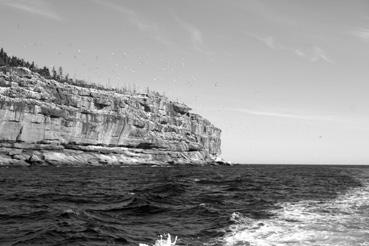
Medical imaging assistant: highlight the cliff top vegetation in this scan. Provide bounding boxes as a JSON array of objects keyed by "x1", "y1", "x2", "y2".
[{"x1": 0, "y1": 48, "x2": 165, "y2": 98}]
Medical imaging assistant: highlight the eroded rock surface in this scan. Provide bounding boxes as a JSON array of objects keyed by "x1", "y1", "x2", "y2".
[{"x1": 0, "y1": 67, "x2": 221, "y2": 166}]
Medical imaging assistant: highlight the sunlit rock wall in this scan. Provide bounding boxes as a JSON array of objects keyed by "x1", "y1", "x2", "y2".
[{"x1": 0, "y1": 67, "x2": 221, "y2": 166}]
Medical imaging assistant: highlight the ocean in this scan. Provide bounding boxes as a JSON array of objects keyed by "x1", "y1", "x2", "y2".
[{"x1": 0, "y1": 165, "x2": 368, "y2": 246}]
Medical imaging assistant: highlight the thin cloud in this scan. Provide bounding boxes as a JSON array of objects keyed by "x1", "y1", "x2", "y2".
[
  {"x1": 93, "y1": 0, "x2": 144, "y2": 31},
  {"x1": 247, "y1": 33, "x2": 334, "y2": 64},
  {"x1": 226, "y1": 107, "x2": 332, "y2": 121},
  {"x1": 294, "y1": 46, "x2": 333, "y2": 64},
  {"x1": 173, "y1": 14, "x2": 207, "y2": 53},
  {"x1": 351, "y1": 27, "x2": 369, "y2": 41},
  {"x1": 0, "y1": 0, "x2": 62, "y2": 21},
  {"x1": 202, "y1": 106, "x2": 369, "y2": 132},
  {"x1": 250, "y1": 34, "x2": 277, "y2": 49},
  {"x1": 92, "y1": 0, "x2": 171, "y2": 45},
  {"x1": 241, "y1": 0, "x2": 298, "y2": 27},
  {"x1": 198, "y1": 105, "x2": 333, "y2": 121},
  {"x1": 310, "y1": 46, "x2": 333, "y2": 63},
  {"x1": 294, "y1": 49, "x2": 305, "y2": 57}
]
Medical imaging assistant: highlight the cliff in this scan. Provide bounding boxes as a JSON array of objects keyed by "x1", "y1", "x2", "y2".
[{"x1": 0, "y1": 66, "x2": 221, "y2": 166}]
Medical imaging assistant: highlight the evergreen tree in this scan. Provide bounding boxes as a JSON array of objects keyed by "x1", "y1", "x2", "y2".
[
  {"x1": 52, "y1": 66, "x2": 57, "y2": 79},
  {"x1": 58, "y1": 66, "x2": 63, "y2": 80},
  {"x1": 30, "y1": 61, "x2": 35, "y2": 70},
  {"x1": 4, "y1": 54, "x2": 9, "y2": 65},
  {"x1": 38, "y1": 66, "x2": 50, "y2": 77}
]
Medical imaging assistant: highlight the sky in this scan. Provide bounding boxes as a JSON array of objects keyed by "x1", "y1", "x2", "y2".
[{"x1": 1, "y1": 0, "x2": 369, "y2": 164}]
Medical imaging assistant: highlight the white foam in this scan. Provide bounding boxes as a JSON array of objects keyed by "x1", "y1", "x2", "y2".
[
  {"x1": 223, "y1": 180, "x2": 369, "y2": 246},
  {"x1": 139, "y1": 234, "x2": 177, "y2": 246}
]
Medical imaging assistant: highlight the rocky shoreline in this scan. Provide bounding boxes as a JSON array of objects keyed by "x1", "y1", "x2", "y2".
[{"x1": 0, "y1": 66, "x2": 222, "y2": 167}]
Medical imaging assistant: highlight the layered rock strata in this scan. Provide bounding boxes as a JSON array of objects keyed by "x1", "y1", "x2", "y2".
[{"x1": 0, "y1": 67, "x2": 221, "y2": 166}]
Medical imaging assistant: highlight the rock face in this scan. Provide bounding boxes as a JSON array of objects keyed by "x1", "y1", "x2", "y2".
[{"x1": 0, "y1": 67, "x2": 221, "y2": 166}]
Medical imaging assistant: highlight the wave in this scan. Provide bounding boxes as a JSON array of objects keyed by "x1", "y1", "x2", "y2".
[
  {"x1": 86, "y1": 193, "x2": 169, "y2": 216},
  {"x1": 222, "y1": 179, "x2": 369, "y2": 246},
  {"x1": 0, "y1": 210, "x2": 49, "y2": 221}
]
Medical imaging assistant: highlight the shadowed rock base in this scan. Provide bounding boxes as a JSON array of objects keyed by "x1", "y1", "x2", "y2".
[{"x1": 0, "y1": 142, "x2": 216, "y2": 167}]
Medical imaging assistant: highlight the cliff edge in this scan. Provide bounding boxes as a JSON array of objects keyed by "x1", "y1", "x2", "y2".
[{"x1": 0, "y1": 66, "x2": 221, "y2": 166}]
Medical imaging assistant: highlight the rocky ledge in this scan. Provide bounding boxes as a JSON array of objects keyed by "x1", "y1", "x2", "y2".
[{"x1": 0, "y1": 66, "x2": 221, "y2": 167}]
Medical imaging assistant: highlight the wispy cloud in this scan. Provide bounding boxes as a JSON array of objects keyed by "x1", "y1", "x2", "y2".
[
  {"x1": 241, "y1": 0, "x2": 298, "y2": 27},
  {"x1": 291, "y1": 46, "x2": 333, "y2": 63},
  {"x1": 309, "y1": 46, "x2": 333, "y2": 63},
  {"x1": 173, "y1": 14, "x2": 208, "y2": 54},
  {"x1": 225, "y1": 107, "x2": 332, "y2": 121},
  {"x1": 198, "y1": 104, "x2": 334, "y2": 121},
  {"x1": 202, "y1": 106, "x2": 369, "y2": 132},
  {"x1": 351, "y1": 27, "x2": 369, "y2": 41},
  {"x1": 252, "y1": 35, "x2": 277, "y2": 49},
  {"x1": 92, "y1": 0, "x2": 171, "y2": 45},
  {"x1": 247, "y1": 33, "x2": 334, "y2": 64},
  {"x1": 0, "y1": 0, "x2": 62, "y2": 21}
]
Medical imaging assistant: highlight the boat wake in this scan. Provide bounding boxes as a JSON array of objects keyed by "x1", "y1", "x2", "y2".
[
  {"x1": 140, "y1": 234, "x2": 177, "y2": 246},
  {"x1": 222, "y1": 180, "x2": 369, "y2": 246}
]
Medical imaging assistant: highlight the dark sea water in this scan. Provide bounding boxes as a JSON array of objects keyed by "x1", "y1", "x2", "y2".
[{"x1": 1, "y1": 165, "x2": 369, "y2": 246}]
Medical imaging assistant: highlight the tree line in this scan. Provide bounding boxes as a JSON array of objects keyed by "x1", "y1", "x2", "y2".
[
  {"x1": 0, "y1": 48, "x2": 70, "y2": 82},
  {"x1": 0, "y1": 48, "x2": 119, "y2": 92},
  {"x1": 0, "y1": 48, "x2": 52, "y2": 78},
  {"x1": 0, "y1": 48, "x2": 164, "y2": 97}
]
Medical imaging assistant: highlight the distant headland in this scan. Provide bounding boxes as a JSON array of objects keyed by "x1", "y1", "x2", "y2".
[{"x1": 0, "y1": 48, "x2": 222, "y2": 166}]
